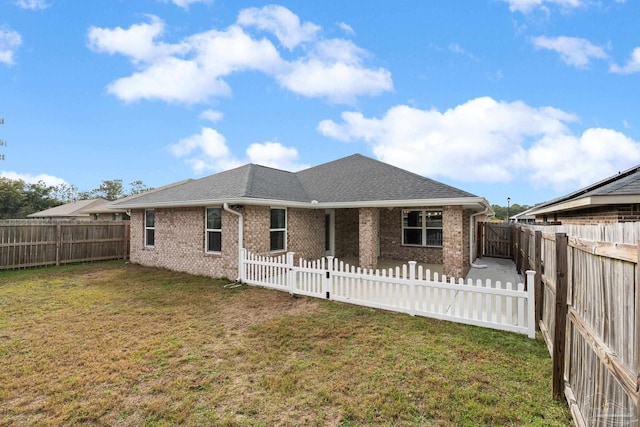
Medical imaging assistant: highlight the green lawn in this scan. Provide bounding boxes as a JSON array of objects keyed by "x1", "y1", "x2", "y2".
[{"x1": 0, "y1": 262, "x2": 571, "y2": 426}]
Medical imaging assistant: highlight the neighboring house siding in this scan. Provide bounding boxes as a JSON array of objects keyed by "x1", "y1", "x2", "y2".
[
  {"x1": 288, "y1": 208, "x2": 325, "y2": 261},
  {"x1": 379, "y1": 207, "x2": 443, "y2": 265},
  {"x1": 536, "y1": 204, "x2": 640, "y2": 225},
  {"x1": 130, "y1": 208, "x2": 238, "y2": 279}
]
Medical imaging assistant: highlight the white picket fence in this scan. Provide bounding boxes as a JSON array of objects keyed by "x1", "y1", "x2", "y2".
[{"x1": 239, "y1": 249, "x2": 536, "y2": 338}]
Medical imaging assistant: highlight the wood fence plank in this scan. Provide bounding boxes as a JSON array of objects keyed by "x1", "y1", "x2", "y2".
[{"x1": 553, "y1": 232, "x2": 569, "y2": 400}]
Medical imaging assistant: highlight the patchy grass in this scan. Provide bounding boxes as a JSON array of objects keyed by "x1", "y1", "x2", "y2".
[{"x1": 0, "y1": 262, "x2": 571, "y2": 426}]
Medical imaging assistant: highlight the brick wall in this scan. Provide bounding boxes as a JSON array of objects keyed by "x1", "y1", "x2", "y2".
[
  {"x1": 442, "y1": 205, "x2": 472, "y2": 278},
  {"x1": 541, "y1": 204, "x2": 640, "y2": 225},
  {"x1": 379, "y1": 207, "x2": 443, "y2": 264},
  {"x1": 288, "y1": 208, "x2": 325, "y2": 260},
  {"x1": 243, "y1": 205, "x2": 270, "y2": 255},
  {"x1": 358, "y1": 207, "x2": 379, "y2": 269},
  {"x1": 130, "y1": 207, "x2": 238, "y2": 279},
  {"x1": 335, "y1": 208, "x2": 359, "y2": 258}
]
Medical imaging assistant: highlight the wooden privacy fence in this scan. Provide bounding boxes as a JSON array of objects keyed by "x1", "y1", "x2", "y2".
[
  {"x1": 241, "y1": 249, "x2": 536, "y2": 338},
  {"x1": 0, "y1": 220, "x2": 130, "y2": 269},
  {"x1": 513, "y1": 223, "x2": 639, "y2": 427}
]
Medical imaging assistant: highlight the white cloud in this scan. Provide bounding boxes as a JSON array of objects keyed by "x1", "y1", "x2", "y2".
[
  {"x1": 503, "y1": 0, "x2": 583, "y2": 13},
  {"x1": 0, "y1": 28, "x2": 22, "y2": 66},
  {"x1": 169, "y1": 127, "x2": 240, "y2": 173},
  {"x1": 532, "y1": 36, "x2": 608, "y2": 67},
  {"x1": 610, "y1": 47, "x2": 640, "y2": 74},
  {"x1": 163, "y1": 0, "x2": 212, "y2": 10},
  {"x1": 1, "y1": 171, "x2": 67, "y2": 187},
  {"x1": 528, "y1": 128, "x2": 640, "y2": 189},
  {"x1": 246, "y1": 142, "x2": 308, "y2": 171},
  {"x1": 276, "y1": 39, "x2": 393, "y2": 104},
  {"x1": 199, "y1": 109, "x2": 224, "y2": 123},
  {"x1": 318, "y1": 96, "x2": 640, "y2": 191},
  {"x1": 88, "y1": 6, "x2": 392, "y2": 104},
  {"x1": 87, "y1": 15, "x2": 188, "y2": 64},
  {"x1": 237, "y1": 4, "x2": 320, "y2": 50},
  {"x1": 14, "y1": 0, "x2": 49, "y2": 10},
  {"x1": 169, "y1": 128, "x2": 307, "y2": 173},
  {"x1": 338, "y1": 22, "x2": 355, "y2": 35}
]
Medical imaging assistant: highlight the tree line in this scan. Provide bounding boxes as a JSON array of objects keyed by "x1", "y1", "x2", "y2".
[
  {"x1": 0, "y1": 178, "x2": 151, "y2": 219},
  {"x1": 490, "y1": 203, "x2": 531, "y2": 221}
]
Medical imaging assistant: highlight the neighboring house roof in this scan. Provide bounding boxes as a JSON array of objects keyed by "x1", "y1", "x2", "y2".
[
  {"x1": 112, "y1": 154, "x2": 491, "y2": 211},
  {"x1": 27, "y1": 198, "x2": 115, "y2": 218},
  {"x1": 510, "y1": 207, "x2": 536, "y2": 221},
  {"x1": 528, "y1": 165, "x2": 640, "y2": 216}
]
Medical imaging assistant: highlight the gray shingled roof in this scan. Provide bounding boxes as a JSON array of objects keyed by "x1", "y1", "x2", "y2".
[
  {"x1": 531, "y1": 164, "x2": 640, "y2": 212},
  {"x1": 113, "y1": 154, "x2": 480, "y2": 208},
  {"x1": 296, "y1": 154, "x2": 476, "y2": 202}
]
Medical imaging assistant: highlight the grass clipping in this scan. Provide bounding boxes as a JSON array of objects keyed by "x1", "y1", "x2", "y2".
[{"x1": 0, "y1": 262, "x2": 571, "y2": 426}]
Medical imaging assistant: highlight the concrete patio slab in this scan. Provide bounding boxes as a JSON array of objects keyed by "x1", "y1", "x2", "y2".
[{"x1": 466, "y1": 257, "x2": 524, "y2": 285}]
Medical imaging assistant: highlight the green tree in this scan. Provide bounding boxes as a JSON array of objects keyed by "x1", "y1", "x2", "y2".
[
  {"x1": 490, "y1": 203, "x2": 531, "y2": 221},
  {"x1": 0, "y1": 178, "x2": 61, "y2": 219},
  {"x1": 20, "y1": 181, "x2": 60, "y2": 217},
  {"x1": 0, "y1": 178, "x2": 26, "y2": 219},
  {"x1": 128, "y1": 180, "x2": 151, "y2": 196},
  {"x1": 93, "y1": 179, "x2": 124, "y2": 201}
]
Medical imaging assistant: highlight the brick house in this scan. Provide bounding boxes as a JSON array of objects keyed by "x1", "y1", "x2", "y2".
[
  {"x1": 111, "y1": 154, "x2": 492, "y2": 280},
  {"x1": 528, "y1": 164, "x2": 640, "y2": 225}
]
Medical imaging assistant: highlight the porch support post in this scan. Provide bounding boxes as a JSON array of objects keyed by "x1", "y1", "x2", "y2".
[
  {"x1": 358, "y1": 207, "x2": 379, "y2": 270},
  {"x1": 442, "y1": 205, "x2": 469, "y2": 279}
]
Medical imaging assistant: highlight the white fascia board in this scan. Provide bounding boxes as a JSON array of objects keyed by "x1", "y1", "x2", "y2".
[
  {"x1": 115, "y1": 196, "x2": 492, "y2": 212},
  {"x1": 529, "y1": 195, "x2": 640, "y2": 215}
]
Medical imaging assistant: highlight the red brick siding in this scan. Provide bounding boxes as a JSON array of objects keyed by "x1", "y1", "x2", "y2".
[
  {"x1": 537, "y1": 204, "x2": 640, "y2": 225},
  {"x1": 379, "y1": 208, "x2": 442, "y2": 264},
  {"x1": 442, "y1": 205, "x2": 472, "y2": 278},
  {"x1": 288, "y1": 208, "x2": 325, "y2": 260},
  {"x1": 129, "y1": 207, "x2": 238, "y2": 279},
  {"x1": 358, "y1": 207, "x2": 380, "y2": 269},
  {"x1": 335, "y1": 208, "x2": 359, "y2": 258}
]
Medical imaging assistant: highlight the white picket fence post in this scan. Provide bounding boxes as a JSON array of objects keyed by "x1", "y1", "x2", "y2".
[
  {"x1": 287, "y1": 252, "x2": 296, "y2": 294},
  {"x1": 325, "y1": 256, "x2": 334, "y2": 300},
  {"x1": 408, "y1": 261, "x2": 417, "y2": 316},
  {"x1": 526, "y1": 270, "x2": 536, "y2": 339}
]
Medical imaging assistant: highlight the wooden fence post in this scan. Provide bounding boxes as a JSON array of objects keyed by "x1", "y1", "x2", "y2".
[
  {"x1": 552, "y1": 232, "x2": 568, "y2": 400},
  {"x1": 534, "y1": 230, "x2": 542, "y2": 331},
  {"x1": 636, "y1": 240, "x2": 640, "y2": 426},
  {"x1": 523, "y1": 230, "x2": 530, "y2": 271},
  {"x1": 55, "y1": 222, "x2": 61, "y2": 266}
]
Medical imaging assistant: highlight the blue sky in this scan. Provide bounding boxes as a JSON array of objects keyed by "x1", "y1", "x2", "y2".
[{"x1": 1, "y1": 0, "x2": 639, "y2": 207}]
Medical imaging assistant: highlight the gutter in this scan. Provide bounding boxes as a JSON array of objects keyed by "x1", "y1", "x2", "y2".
[
  {"x1": 223, "y1": 203, "x2": 244, "y2": 282},
  {"x1": 112, "y1": 196, "x2": 492, "y2": 211}
]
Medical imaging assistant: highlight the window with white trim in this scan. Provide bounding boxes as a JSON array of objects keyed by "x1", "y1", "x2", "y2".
[
  {"x1": 402, "y1": 209, "x2": 443, "y2": 247},
  {"x1": 270, "y1": 208, "x2": 286, "y2": 252},
  {"x1": 144, "y1": 210, "x2": 155, "y2": 247},
  {"x1": 206, "y1": 208, "x2": 222, "y2": 253}
]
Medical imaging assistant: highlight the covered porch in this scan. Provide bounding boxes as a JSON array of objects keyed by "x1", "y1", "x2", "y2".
[{"x1": 323, "y1": 205, "x2": 475, "y2": 279}]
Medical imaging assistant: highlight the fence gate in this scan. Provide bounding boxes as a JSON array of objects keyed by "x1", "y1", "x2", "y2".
[{"x1": 481, "y1": 223, "x2": 512, "y2": 258}]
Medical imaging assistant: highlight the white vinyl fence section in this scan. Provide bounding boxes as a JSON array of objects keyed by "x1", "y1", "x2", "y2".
[{"x1": 240, "y1": 249, "x2": 536, "y2": 338}]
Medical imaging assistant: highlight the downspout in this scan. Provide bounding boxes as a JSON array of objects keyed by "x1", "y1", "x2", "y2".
[
  {"x1": 470, "y1": 206, "x2": 491, "y2": 269},
  {"x1": 223, "y1": 203, "x2": 244, "y2": 282}
]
